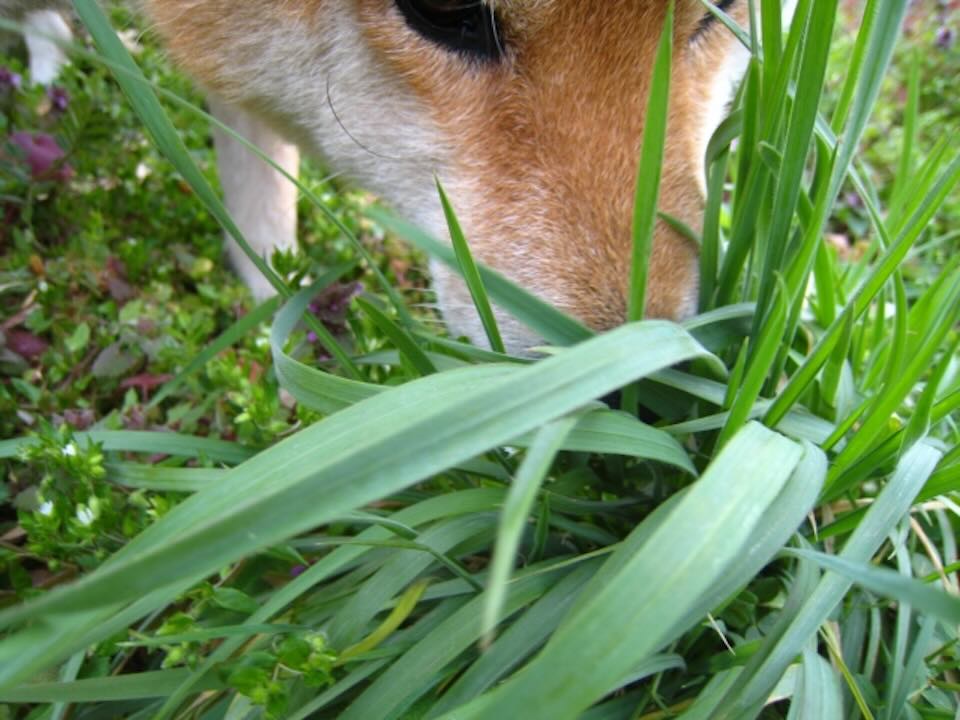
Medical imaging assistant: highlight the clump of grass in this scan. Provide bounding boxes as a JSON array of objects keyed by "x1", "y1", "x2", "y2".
[{"x1": 0, "y1": 0, "x2": 958, "y2": 718}]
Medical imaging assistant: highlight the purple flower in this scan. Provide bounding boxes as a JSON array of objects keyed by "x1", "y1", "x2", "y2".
[
  {"x1": 9, "y1": 131, "x2": 74, "y2": 182},
  {"x1": 0, "y1": 66, "x2": 22, "y2": 92},
  {"x1": 307, "y1": 281, "x2": 364, "y2": 341},
  {"x1": 843, "y1": 191, "x2": 864, "y2": 211},
  {"x1": 936, "y1": 26, "x2": 956, "y2": 51},
  {"x1": 47, "y1": 85, "x2": 70, "y2": 113}
]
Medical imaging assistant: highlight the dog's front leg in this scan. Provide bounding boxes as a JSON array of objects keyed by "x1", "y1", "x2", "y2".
[
  {"x1": 209, "y1": 98, "x2": 300, "y2": 301},
  {"x1": 23, "y1": 9, "x2": 71, "y2": 85}
]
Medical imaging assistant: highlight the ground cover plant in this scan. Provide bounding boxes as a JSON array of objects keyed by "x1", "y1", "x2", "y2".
[{"x1": 0, "y1": 0, "x2": 958, "y2": 717}]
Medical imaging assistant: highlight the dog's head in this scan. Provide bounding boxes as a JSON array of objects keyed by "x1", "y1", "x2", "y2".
[{"x1": 145, "y1": 0, "x2": 749, "y2": 350}]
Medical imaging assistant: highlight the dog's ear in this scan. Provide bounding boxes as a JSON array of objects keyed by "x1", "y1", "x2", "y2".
[{"x1": 144, "y1": 0, "x2": 749, "y2": 351}]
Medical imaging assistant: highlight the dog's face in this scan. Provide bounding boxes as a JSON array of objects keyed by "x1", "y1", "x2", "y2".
[{"x1": 145, "y1": 0, "x2": 749, "y2": 350}]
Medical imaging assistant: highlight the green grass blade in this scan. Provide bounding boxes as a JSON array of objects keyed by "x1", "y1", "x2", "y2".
[
  {"x1": 785, "y1": 549, "x2": 960, "y2": 625},
  {"x1": 338, "y1": 579, "x2": 431, "y2": 664},
  {"x1": 623, "y1": 3, "x2": 674, "y2": 415},
  {"x1": 0, "y1": 323, "x2": 715, "y2": 670},
  {"x1": 149, "y1": 295, "x2": 282, "y2": 407},
  {"x1": 628, "y1": 3, "x2": 673, "y2": 324},
  {"x1": 436, "y1": 180, "x2": 505, "y2": 354},
  {"x1": 367, "y1": 207, "x2": 592, "y2": 348},
  {"x1": 157, "y1": 489, "x2": 507, "y2": 717},
  {"x1": 764, "y1": 152, "x2": 960, "y2": 427},
  {"x1": 712, "y1": 441, "x2": 943, "y2": 718},
  {"x1": 787, "y1": 650, "x2": 844, "y2": 720},
  {"x1": 270, "y1": 278, "x2": 384, "y2": 414},
  {"x1": 717, "y1": 276, "x2": 787, "y2": 447},
  {"x1": 0, "y1": 431, "x2": 253, "y2": 464},
  {"x1": 0, "y1": 670, "x2": 224, "y2": 703},
  {"x1": 327, "y1": 515, "x2": 492, "y2": 648},
  {"x1": 752, "y1": 0, "x2": 837, "y2": 330},
  {"x1": 518, "y1": 408, "x2": 696, "y2": 475},
  {"x1": 888, "y1": 53, "x2": 920, "y2": 213},
  {"x1": 440, "y1": 423, "x2": 812, "y2": 720},
  {"x1": 482, "y1": 415, "x2": 579, "y2": 642},
  {"x1": 106, "y1": 464, "x2": 228, "y2": 493},
  {"x1": 356, "y1": 296, "x2": 437, "y2": 377},
  {"x1": 339, "y1": 568, "x2": 570, "y2": 720},
  {"x1": 428, "y1": 562, "x2": 598, "y2": 716},
  {"x1": 827, "y1": 277, "x2": 960, "y2": 494}
]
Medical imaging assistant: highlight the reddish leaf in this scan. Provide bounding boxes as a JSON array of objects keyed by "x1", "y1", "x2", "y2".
[
  {"x1": 5, "y1": 329, "x2": 49, "y2": 360},
  {"x1": 121, "y1": 373, "x2": 173, "y2": 391}
]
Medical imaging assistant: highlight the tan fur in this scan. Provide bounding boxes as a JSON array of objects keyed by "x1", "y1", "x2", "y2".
[{"x1": 142, "y1": 0, "x2": 748, "y2": 346}]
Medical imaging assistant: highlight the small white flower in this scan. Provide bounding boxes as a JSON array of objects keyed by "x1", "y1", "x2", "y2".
[
  {"x1": 255, "y1": 336, "x2": 270, "y2": 349},
  {"x1": 76, "y1": 506, "x2": 95, "y2": 526},
  {"x1": 63, "y1": 442, "x2": 78, "y2": 457},
  {"x1": 38, "y1": 280, "x2": 49, "y2": 292},
  {"x1": 38, "y1": 500, "x2": 54, "y2": 516}
]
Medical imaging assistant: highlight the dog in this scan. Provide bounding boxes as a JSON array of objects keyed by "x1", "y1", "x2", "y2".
[{"x1": 9, "y1": 1, "x2": 750, "y2": 352}]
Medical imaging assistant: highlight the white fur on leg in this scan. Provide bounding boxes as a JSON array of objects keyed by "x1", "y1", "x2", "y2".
[
  {"x1": 209, "y1": 98, "x2": 300, "y2": 301},
  {"x1": 23, "y1": 10, "x2": 70, "y2": 85}
]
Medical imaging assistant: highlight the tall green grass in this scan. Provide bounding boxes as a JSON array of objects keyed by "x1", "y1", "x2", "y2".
[{"x1": 0, "y1": 0, "x2": 958, "y2": 717}]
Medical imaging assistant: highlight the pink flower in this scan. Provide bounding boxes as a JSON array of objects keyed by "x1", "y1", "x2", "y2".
[{"x1": 9, "y1": 131, "x2": 74, "y2": 182}]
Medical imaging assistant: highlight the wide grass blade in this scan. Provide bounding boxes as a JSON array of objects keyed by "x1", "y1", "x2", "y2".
[
  {"x1": 788, "y1": 650, "x2": 844, "y2": 720},
  {"x1": 0, "y1": 431, "x2": 253, "y2": 465},
  {"x1": 0, "y1": 322, "x2": 715, "y2": 688},
  {"x1": 711, "y1": 441, "x2": 943, "y2": 718},
  {"x1": 440, "y1": 423, "x2": 820, "y2": 719}
]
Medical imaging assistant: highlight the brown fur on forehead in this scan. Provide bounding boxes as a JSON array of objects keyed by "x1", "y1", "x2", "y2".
[
  {"x1": 359, "y1": 0, "x2": 743, "y2": 327},
  {"x1": 140, "y1": 0, "x2": 323, "y2": 93}
]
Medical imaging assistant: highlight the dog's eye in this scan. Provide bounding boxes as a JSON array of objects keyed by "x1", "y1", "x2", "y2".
[
  {"x1": 693, "y1": 0, "x2": 738, "y2": 41},
  {"x1": 395, "y1": 0, "x2": 503, "y2": 61}
]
